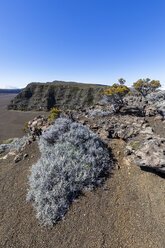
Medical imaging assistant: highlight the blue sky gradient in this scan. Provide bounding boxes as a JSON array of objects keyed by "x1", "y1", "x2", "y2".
[{"x1": 0, "y1": 0, "x2": 165, "y2": 88}]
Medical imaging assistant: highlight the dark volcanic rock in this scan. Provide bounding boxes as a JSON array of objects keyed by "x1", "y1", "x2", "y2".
[
  {"x1": 8, "y1": 81, "x2": 107, "y2": 111},
  {"x1": 133, "y1": 136, "x2": 165, "y2": 173}
]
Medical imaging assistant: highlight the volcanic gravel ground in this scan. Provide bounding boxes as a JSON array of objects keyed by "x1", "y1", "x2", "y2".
[
  {"x1": 0, "y1": 139, "x2": 165, "y2": 248},
  {"x1": 0, "y1": 94, "x2": 46, "y2": 141}
]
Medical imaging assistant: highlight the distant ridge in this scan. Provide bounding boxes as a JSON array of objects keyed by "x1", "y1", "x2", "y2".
[
  {"x1": 8, "y1": 80, "x2": 108, "y2": 111},
  {"x1": 0, "y1": 89, "x2": 22, "y2": 94}
]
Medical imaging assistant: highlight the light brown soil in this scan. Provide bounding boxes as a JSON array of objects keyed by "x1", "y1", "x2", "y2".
[
  {"x1": 0, "y1": 94, "x2": 47, "y2": 141},
  {"x1": 0, "y1": 138, "x2": 165, "y2": 248}
]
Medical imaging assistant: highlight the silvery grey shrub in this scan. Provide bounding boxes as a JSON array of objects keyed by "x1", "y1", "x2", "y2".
[
  {"x1": 27, "y1": 118, "x2": 113, "y2": 226},
  {"x1": 90, "y1": 109, "x2": 112, "y2": 117},
  {"x1": 0, "y1": 136, "x2": 29, "y2": 154}
]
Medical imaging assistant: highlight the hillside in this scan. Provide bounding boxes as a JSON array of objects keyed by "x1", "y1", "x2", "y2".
[{"x1": 8, "y1": 81, "x2": 108, "y2": 111}]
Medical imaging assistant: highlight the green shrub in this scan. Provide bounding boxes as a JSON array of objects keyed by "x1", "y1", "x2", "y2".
[
  {"x1": 47, "y1": 107, "x2": 61, "y2": 124},
  {"x1": 133, "y1": 78, "x2": 161, "y2": 97},
  {"x1": 21, "y1": 121, "x2": 29, "y2": 132},
  {"x1": 101, "y1": 79, "x2": 130, "y2": 112}
]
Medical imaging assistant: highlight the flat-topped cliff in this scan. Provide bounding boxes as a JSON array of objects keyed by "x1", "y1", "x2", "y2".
[{"x1": 8, "y1": 81, "x2": 107, "y2": 111}]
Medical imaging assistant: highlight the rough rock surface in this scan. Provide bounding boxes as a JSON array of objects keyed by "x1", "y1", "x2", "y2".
[
  {"x1": 66, "y1": 105, "x2": 147, "y2": 141},
  {"x1": 26, "y1": 115, "x2": 50, "y2": 138},
  {"x1": 147, "y1": 90, "x2": 165, "y2": 117},
  {"x1": 145, "y1": 104, "x2": 159, "y2": 116},
  {"x1": 126, "y1": 136, "x2": 165, "y2": 173},
  {"x1": 61, "y1": 99, "x2": 165, "y2": 174}
]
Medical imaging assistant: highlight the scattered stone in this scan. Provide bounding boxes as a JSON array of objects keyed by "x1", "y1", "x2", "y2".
[
  {"x1": 125, "y1": 149, "x2": 132, "y2": 156},
  {"x1": 154, "y1": 115, "x2": 163, "y2": 121},
  {"x1": 0, "y1": 151, "x2": 16, "y2": 160},
  {"x1": 8, "y1": 151, "x2": 16, "y2": 156},
  {"x1": 14, "y1": 153, "x2": 23, "y2": 163},
  {"x1": 23, "y1": 154, "x2": 28, "y2": 159},
  {"x1": 106, "y1": 116, "x2": 144, "y2": 140},
  {"x1": 145, "y1": 104, "x2": 158, "y2": 116},
  {"x1": 140, "y1": 127, "x2": 153, "y2": 135},
  {"x1": 2, "y1": 154, "x2": 8, "y2": 160},
  {"x1": 26, "y1": 115, "x2": 50, "y2": 138}
]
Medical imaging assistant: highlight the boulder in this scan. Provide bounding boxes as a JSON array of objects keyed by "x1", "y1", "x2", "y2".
[
  {"x1": 131, "y1": 136, "x2": 165, "y2": 173},
  {"x1": 14, "y1": 153, "x2": 23, "y2": 163}
]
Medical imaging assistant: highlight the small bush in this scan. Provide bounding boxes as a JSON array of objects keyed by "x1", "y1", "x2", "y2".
[
  {"x1": 47, "y1": 107, "x2": 61, "y2": 124},
  {"x1": 27, "y1": 118, "x2": 113, "y2": 225},
  {"x1": 101, "y1": 79, "x2": 130, "y2": 112},
  {"x1": 133, "y1": 78, "x2": 161, "y2": 97},
  {"x1": 21, "y1": 121, "x2": 29, "y2": 132}
]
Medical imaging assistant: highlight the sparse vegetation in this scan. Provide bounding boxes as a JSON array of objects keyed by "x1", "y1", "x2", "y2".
[
  {"x1": 47, "y1": 107, "x2": 61, "y2": 124},
  {"x1": 101, "y1": 79, "x2": 130, "y2": 112},
  {"x1": 21, "y1": 121, "x2": 29, "y2": 132},
  {"x1": 129, "y1": 141, "x2": 141, "y2": 151},
  {"x1": 118, "y1": 78, "x2": 126, "y2": 85},
  {"x1": 90, "y1": 109, "x2": 112, "y2": 117},
  {"x1": 133, "y1": 78, "x2": 161, "y2": 98},
  {"x1": 27, "y1": 118, "x2": 112, "y2": 226},
  {"x1": 0, "y1": 138, "x2": 15, "y2": 145},
  {"x1": 70, "y1": 87, "x2": 79, "y2": 93}
]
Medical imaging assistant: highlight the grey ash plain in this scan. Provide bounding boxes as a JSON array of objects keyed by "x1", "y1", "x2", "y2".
[{"x1": 0, "y1": 93, "x2": 47, "y2": 141}]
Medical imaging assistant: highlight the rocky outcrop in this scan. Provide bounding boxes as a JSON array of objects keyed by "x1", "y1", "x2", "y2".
[
  {"x1": 8, "y1": 81, "x2": 107, "y2": 111},
  {"x1": 62, "y1": 101, "x2": 165, "y2": 174},
  {"x1": 126, "y1": 136, "x2": 165, "y2": 173},
  {"x1": 5, "y1": 89, "x2": 165, "y2": 174},
  {"x1": 147, "y1": 90, "x2": 165, "y2": 117},
  {"x1": 144, "y1": 104, "x2": 158, "y2": 116},
  {"x1": 26, "y1": 115, "x2": 50, "y2": 138}
]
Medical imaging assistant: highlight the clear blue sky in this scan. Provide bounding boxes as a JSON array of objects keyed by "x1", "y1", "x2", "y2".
[{"x1": 0, "y1": 0, "x2": 165, "y2": 88}]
